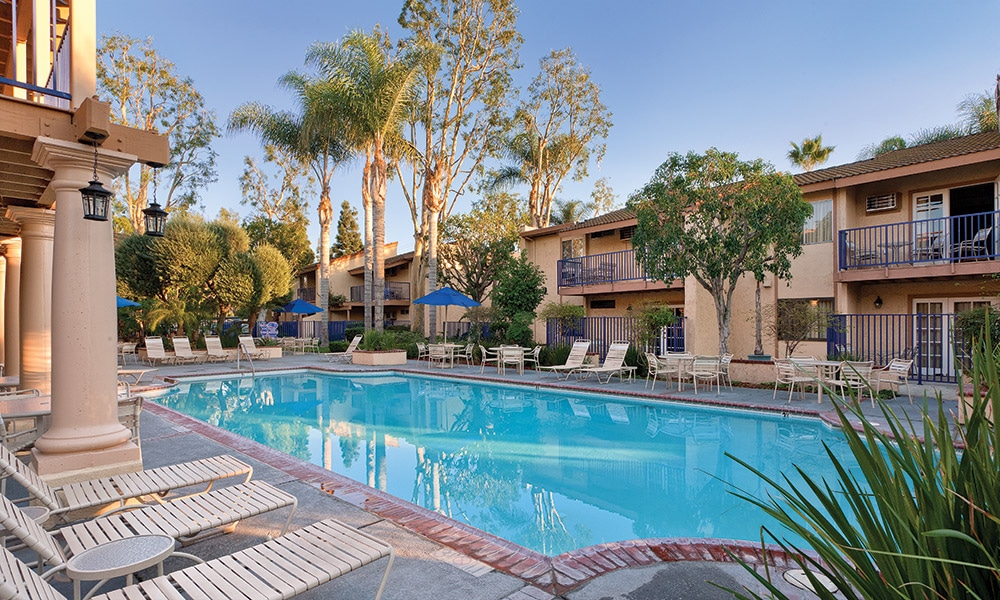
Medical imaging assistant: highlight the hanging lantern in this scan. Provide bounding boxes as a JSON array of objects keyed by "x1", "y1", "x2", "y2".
[
  {"x1": 80, "y1": 143, "x2": 111, "y2": 221},
  {"x1": 142, "y1": 165, "x2": 168, "y2": 237}
]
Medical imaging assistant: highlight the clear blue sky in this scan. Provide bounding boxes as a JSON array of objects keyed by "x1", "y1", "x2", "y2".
[{"x1": 98, "y1": 0, "x2": 1000, "y2": 252}]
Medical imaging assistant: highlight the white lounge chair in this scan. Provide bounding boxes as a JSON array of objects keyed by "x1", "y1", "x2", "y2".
[
  {"x1": 577, "y1": 341, "x2": 634, "y2": 383},
  {"x1": 171, "y1": 336, "x2": 206, "y2": 364},
  {"x1": 0, "y1": 389, "x2": 44, "y2": 452},
  {"x1": 536, "y1": 339, "x2": 591, "y2": 379},
  {"x1": 327, "y1": 334, "x2": 362, "y2": 363},
  {"x1": 0, "y1": 444, "x2": 253, "y2": 521},
  {"x1": 238, "y1": 335, "x2": 270, "y2": 361},
  {"x1": 0, "y1": 516, "x2": 393, "y2": 600},
  {"x1": 142, "y1": 336, "x2": 172, "y2": 366},
  {"x1": 204, "y1": 335, "x2": 230, "y2": 362}
]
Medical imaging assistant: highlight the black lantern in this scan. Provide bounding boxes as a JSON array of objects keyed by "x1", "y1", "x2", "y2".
[
  {"x1": 80, "y1": 143, "x2": 111, "y2": 221},
  {"x1": 142, "y1": 165, "x2": 168, "y2": 237},
  {"x1": 874, "y1": 295, "x2": 883, "y2": 309}
]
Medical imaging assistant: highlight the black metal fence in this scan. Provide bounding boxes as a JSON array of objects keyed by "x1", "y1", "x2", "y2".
[{"x1": 827, "y1": 313, "x2": 961, "y2": 383}]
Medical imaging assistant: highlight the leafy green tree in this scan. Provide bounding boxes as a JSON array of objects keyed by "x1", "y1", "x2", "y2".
[
  {"x1": 396, "y1": 0, "x2": 522, "y2": 337},
  {"x1": 439, "y1": 192, "x2": 525, "y2": 302},
  {"x1": 332, "y1": 200, "x2": 363, "y2": 258},
  {"x1": 588, "y1": 177, "x2": 617, "y2": 217},
  {"x1": 856, "y1": 135, "x2": 907, "y2": 160},
  {"x1": 488, "y1": 48, "x2": 612, "y2": 228},
  {"x1": 490, "y1": 255, "x2": 546, "y2": 344},
  {"x1": 787, "y1": 134, "x2": 834, "y2": 172},
  {"x1": 305, "y1": 28, "x2": 427, "y2": 331},
  {"x1": 98, "y1": 34, "x2": 219, "y2": 233},
  {"x1": 628, "y1": 149, "x2": 811, "y2": 354},
  {"x1": 243, "y1": 217, "x2": 314, "y2": 272},
  {"x1": 228, "y1": 71, "x2": 352, "y2": 345}
]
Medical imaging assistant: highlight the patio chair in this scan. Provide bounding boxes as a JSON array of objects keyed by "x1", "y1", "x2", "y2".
[
  {"x1": 913, "y1": 232, "x2": 944, "y2": 261},
  {"x1": 522, "y1": 345, "x2": 542, "y2": 370},
  {"x1": 478, "y1": 345, "x2": 500, "y2": 373},
  {"x1": 844, "y1": 240, "x2": 880, "y2": 266},
  {"x1": 0, "y1": 443, "x2": 254, "y2": 522},
  {"x1": 116, "y1": 366, "x2": 158, "y2": 385},
  {"x1": 577, "y1": 341, "x2": 633, "y2": 384},
  {"x1": 0, "y1": 481, "x2": 299, "y2": 600},
  {"x1": 773, "y1": 359, "x2": 813, "y2": 402},
  {"x1": 0, "y1": 515, "x2": 392, "y2": 600},
  {"x1": 536, "y1": 339, "x2": 591, "y2": 379},
  {"x1": 719, "y1": 353, "x2": 734, "y2": 390},
  {"x1": 643, "y1": 352, "x2": 669, "y2": 391},
  {"x1": 327, "y1": 334, "x2": 362, "y2": 363},
  {"x1": 117, "y1": 395, "x2": 142, "y2": 447},
  {"x1": 458, "y1": 343, "x2": 475, "y2": 367},
  {"x1": 142, "y1": 336, "x2": 172, "y2": 366},
  {"x1": 203, "y1": 335, "x2": 230, "y2": 362},
  {"x1": 427, "y1": 344, "x2": 453, "y2": 369},
  {"x1": 171, "y1": 336, "x2": 205, "y2": 364},
  {"x1": 238, "y1": 335, "x2": 270, "y2": 361},
  {"x1": 0, "y1": 389, "x2": 43, "y2": 453},
  {"x1": 953, "y1": 226, "x2": 993, "y2": 260},
  {"x1": 415, "y1": 342, "x2": 429, "y2": 362},
  {"x1": 874, "y1": 358, "x2": 914, "y2": 404},
  {"x1": 688, "y1": 355, "x2": 722, "y2": 395},
  {"x1": 498, "y1": 346, "x2": 525, "y2": 376},
  {"x1": 829, "y1": 361, "x2": 875, "y2": 407}
]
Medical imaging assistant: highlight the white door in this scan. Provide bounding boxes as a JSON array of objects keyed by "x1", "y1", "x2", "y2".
[
  {"x1": 913, "y1": 190, "x2": 948, "y2": 260},
  {"x1": 913, "y1": 298, "x2": 993, "y2": 377}
]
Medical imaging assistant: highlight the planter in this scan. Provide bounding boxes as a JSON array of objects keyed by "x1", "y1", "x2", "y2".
[
  {"x1": 746, "y1": 354, "x2": 772, "y2": 362},
  {"x1": 259, "y1": 347, "x2": 282, "y2": 360},
  {"x1": 352, "y1": 350, "x2": 407, "y2": 366}
]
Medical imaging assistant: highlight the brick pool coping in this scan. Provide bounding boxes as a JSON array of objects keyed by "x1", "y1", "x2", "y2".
[{"x1": 148, "y1": 366, "x2": 851, "y2": 595}]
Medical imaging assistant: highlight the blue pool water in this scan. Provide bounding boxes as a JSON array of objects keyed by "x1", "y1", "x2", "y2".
[{"x1": 153, "y1": 370, "x2": 857, "y2": 555}]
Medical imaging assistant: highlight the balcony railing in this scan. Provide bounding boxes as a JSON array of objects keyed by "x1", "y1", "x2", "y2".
[
  {"x1": 1, "y1": 4, "x2": 72, "y2": 108},
  {"x1": 350, "y1": 281, "x2": 410, "y2": 303},
  {"x1": 839, "y1": 210, "x2": 999, "y2": 270},
  {"x1": 296, "y1": 287, "x2": 316, "y2": 303},
  {"x1": 557, "y1": 248, "x2": 672, "y2": 288}
]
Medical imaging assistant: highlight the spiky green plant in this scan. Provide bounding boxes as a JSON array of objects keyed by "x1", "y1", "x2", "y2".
[{"x1": 726, "y1": 334, "x2": 1000, "y2": 599}]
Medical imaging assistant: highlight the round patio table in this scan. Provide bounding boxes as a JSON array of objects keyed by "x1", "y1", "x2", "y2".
[{"x1": 65, "y1": 534, "x2": 174, "y2": 600}]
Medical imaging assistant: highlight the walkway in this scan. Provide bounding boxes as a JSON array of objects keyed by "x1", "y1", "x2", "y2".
[{"x1": 99, "y1": 352, "x2": 959, "y2": 599}]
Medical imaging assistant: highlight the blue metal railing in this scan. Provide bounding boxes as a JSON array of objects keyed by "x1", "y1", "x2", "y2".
[
  {"x1": 826, "y1": 313, "x2": 962, "y2": 383},
  {"x1": 557, "y1": 249, "x2": 674, "y2": 288},
  {"x1": 349, "y1": 281, "x2": 410, "y2": 302},
  {"x1": 545, "y1": 316, "x2": 685, "y2": 360},
  {"x1": 840, "y1": 210, "x2": 999, "y2": 270}
]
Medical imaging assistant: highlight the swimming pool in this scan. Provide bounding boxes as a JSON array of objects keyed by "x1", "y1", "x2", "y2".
[{"x1": 153, "y1": 370, "x2": 857, "y2": 555}]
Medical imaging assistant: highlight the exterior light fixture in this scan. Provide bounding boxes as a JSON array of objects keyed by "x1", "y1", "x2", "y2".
[
  {"x1": 142, "y1": 165, "x2": 168, "y2": 237},
  {"x1": 874, "y1": 295, "x2": 883, "y2": 309},
  {"x1": 80, "y1": 142, "x2": 112, "y2": 221}
]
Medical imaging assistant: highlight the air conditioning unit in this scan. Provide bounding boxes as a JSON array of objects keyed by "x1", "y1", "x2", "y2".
[{"x1": 866, "y1": 193, "x2": 897, "y2": 213}]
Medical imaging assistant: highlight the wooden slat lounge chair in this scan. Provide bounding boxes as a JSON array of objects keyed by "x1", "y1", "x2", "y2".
[
  {"x1": 536, "y1": 339, "x2": 591, "y2": 380},
  {"x1": 0, "y1": 516, "x2": 392, "y2": 600},
  {"x1": 171, "y1": 337, "x2": 206, "y2": 364},
  {"x1": 203, "y1": 335, "x2": 230, "y2": 362},
  {"x1": 238, "y1": 335, "x2": 269, "y2": 361},
  {"x1": 577, "y1": 341, "x2": 634, "y2": 383},
  {"x1": 327, "y1": 334, "x2": 362, "y2": 363},
  {"x1": 0, "y1": 444, "x2": 253, "y2": 521}
]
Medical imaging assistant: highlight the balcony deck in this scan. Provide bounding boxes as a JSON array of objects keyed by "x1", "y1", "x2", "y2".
[
  {"x1": 839, "y1": 209, "x2": 999, "y2": 282},
  {"x1": 350, "y1": 281, "x2": 410, "y2": 304},
  {"x1": 557, "y1": 249, "x2": 681, "y2": 295}
]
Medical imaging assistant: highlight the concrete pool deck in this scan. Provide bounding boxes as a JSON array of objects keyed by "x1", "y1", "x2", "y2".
[{"x1": 108, "y1": 353, "x2": 959, "y2": 599}]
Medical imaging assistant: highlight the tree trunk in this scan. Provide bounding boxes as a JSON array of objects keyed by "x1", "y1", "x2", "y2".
[
  {"x1": 317, "y1": 188, "x2": 333, "y2": 346},
  {"x1": 712, "y1": 282, "x2": 735, "y2": 355},
  {"x1": 362, "y1": 155, "x2": 374, "y2": 331},
  {"x1": 423, "y1": 166, "x2": 444, "y2": 341},
  {"x1": 372, "y1": 139, "x2": 387, "y2": 332},
  {"x1": 753, "y1": 279, "x2": 763, "y2": 356}
]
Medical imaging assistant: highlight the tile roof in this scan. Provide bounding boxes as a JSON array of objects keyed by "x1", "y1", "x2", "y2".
[
  {"x1": 564, "y1": 207, "x2": 636, "y2": 231},
  {"x1": 793, "y1": 131, "x2": 1000, "y2": 186}
]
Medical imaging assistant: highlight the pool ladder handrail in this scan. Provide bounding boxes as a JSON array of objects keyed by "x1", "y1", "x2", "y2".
[{"x1": 236, "y1": 343, "x2": 256, "y2": 374}]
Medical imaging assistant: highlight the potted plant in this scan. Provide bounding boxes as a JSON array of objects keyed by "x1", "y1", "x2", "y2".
[{"x1": 352, "y1": 330, "x2": 407, "y2": 366}]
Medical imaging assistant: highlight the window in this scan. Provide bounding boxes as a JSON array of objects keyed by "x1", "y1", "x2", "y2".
[
  {"x1": 619, "y1": 226, "x2": 636, "y2": 240},
  {"x1": 561, "y1": 238, "x2": 583, "y2": 259},
  {"x1": 802, "y1": 199, "x2": 832, "y2": 244},
  {"x1": 777, "y1": 298, "x2": 833, "y2": 341},
  {"x1": 590, "y1": 299, "x2": 616, "y2": 309}
]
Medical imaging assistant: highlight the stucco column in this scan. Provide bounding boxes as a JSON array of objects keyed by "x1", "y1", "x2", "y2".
[
  {"x1": 6, "y1": 208, "x2": 54, "y2": 394},
  {"x1": 2, "y1": 240, "x2": 21, "y2": 377},
  {"x1": 30, "y1": 137, "x2": 140, "y2": 482}
]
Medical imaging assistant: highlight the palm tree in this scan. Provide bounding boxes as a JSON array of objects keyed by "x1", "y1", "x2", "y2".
[
  {"x1": 549, "y1": 199, "x2": 586, "y2": 225},
  {"x1": 957, "y1": 89, "x2": 999, "y2": 134},
  {"x1": 787, "y1": 134, "x2": 835, "y2": 172},
  {"x1": 227, "y1": 75, "x2": 350, "y2": 346},
  {"x1": 304, "y1": 29, "x2": 426, "y2": 331},
  {"x1": 488, "y1": 130, "x2": 583, "y2": 227}
]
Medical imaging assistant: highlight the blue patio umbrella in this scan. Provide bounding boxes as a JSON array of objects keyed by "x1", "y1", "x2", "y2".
[
  {"x1": 116, "y1": 296, "x2": 141, "y2": 308},
  {"x1": 280, "y1": 298, "x2": 323, "y2": 315},
  {"x1": 412, "y1": 287, "x2": 480, "y2": 340}
]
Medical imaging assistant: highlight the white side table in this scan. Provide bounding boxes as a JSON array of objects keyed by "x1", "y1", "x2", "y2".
[{"x1": 65, "y1": 534, "x2": 174, "y2": 600}]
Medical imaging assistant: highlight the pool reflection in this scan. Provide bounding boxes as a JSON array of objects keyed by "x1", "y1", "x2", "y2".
[{"x1": 157, "y1": 372, "x2": 858, "y2": 556}]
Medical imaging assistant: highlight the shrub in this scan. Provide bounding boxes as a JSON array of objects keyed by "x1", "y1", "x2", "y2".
[
  {"x1": 727, "y1": 332, "x2": 1000, "y2": 600},
  {"x1": 540, "y1": 343, "x2": 570, "y2": 367},
  {"x1": 344, "y1": 326, "x2": 365, "y2": 342},
  {"x1": 358, "y1": 329, "x2": 397, "y2": 351},
  {"x1": 328, "y1": 340, "x2": 348, "y2": 353}
]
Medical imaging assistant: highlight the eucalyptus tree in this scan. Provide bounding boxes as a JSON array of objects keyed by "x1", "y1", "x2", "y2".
[
  {"x1": 787, "y1": 134, "x2": 834, "y2": 172},
  {"x1": 228, "y1": 74, "x2": 351, "y2": 345},
  {"x1": 628, "y1": 149, "x2": 811, "y2": 355},
  {"x1": 395, "y1": 0, "x2": 522, "y2": 337},
  {"x1": 488, "y1": 48, "x2": 612, "y2": 228},
  {"x1": 305, "y1": 28, "x2": 427, "y2": 331},
  {"x1": 98, "y1": 34, "x2": 219, "y2": 233}
]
